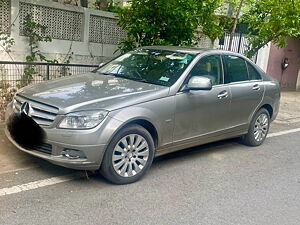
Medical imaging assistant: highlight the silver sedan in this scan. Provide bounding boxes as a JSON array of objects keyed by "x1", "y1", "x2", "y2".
[{"x1": 5, "y1": 46, "x2": 280, "y2": 184}]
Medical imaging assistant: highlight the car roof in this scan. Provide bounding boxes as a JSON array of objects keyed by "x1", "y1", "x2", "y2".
[
  {"x1": 140, "y1": 46, "x2": 249, "y2": 58},
  {"x1": 141, "y1": 46, "x2": 209, "y2": 55}
]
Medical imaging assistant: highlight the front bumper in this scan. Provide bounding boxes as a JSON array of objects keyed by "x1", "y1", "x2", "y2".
[
  {"x1": 4, "y1": 103, "x2": 116, "y2": 171},
  {"x1": 4, "y1": 127, "x2": 106, "y2": 170}
]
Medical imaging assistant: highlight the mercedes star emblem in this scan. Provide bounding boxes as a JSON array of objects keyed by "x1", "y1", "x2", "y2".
[{"x1": 20, "y1": 102, "x2": 32, "y2": 117}]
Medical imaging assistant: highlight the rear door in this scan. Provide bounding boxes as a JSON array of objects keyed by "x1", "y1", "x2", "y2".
[{"x1": 223, "y1": 54, "x2": 264, "y2": 128}]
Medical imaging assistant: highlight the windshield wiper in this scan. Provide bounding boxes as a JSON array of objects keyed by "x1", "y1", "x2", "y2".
[
  {"x1": 99, "y1": 72, "x2": 118, "y2": 76},
  {"x1": 98, "y1": 72, "x2": 168, "y2": 87},
  {"x1": 135, "y1": 78, "x2": 168, "y2": 86},
  {"x1": 99, "y1": 73, "x2": 139, "y2": 81}
]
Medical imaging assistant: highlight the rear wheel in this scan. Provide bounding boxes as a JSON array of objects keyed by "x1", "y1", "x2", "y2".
[
  {"x1": 242, "y1": 108, "x2": 270, "y2": 146},
  {"x1": 100, "y1": 124, "x2": 155, "y2": 184}
]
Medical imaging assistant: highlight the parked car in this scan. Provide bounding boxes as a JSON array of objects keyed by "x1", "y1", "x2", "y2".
[{"x1": 5, "y1": 46, "x2": 280, "y2": 184}]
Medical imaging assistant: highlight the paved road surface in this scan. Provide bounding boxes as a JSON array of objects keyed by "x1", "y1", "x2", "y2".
[{"x1": 0, "y1": 121, "x2": 299, "y2": 225}]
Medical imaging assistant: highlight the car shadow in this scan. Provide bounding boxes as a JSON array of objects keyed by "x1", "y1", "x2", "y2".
[
  {"x1": 1, "y1": 133, "x2": 248, "y2": 186},
  {"x1": 91, "y1": 137, "x2": 247, "y2": 185},
  {"x1": 153, "y1": 137, "x2": 244, "y2": 164}
]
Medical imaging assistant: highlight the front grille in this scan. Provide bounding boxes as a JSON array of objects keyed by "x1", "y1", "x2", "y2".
[
  {"x1": 13, "y1": 94, "x2": 59, "y2": 126},
  {"x1": 34, "y1": 143, "x2": 52, "y2": 155}
]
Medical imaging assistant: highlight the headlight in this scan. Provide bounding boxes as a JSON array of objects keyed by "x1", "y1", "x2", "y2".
[{"x1": 58, "y1": 110, "x2": 108, "y2": 129}]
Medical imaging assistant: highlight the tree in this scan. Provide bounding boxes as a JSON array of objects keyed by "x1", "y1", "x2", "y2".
[
  {"x1": 0, "y1": 0, "x2": 15, "y2": 61},
  {"x1": 80, "y1": 0, "x2": 88, "y2": 7},
  {"x1": 94, "y1": 0, "x2": 120, "y2": 12},
  {"x1": 242, "y1": 0, "x2": 300, "y2": 57},
  {"x1": 117, "y1": 0, "x2": 223, "y2": 52},
  {"x1": 94, "y1": 0, "x2": 109, "y2": 10},
  {"x1": 227, "y1": 0, "x2": 244, "y2": 51}
]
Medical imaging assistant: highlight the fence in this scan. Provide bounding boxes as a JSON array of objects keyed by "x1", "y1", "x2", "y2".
[
  {"x1": 0, "y1": 61, "x2": 98, "y2": 89},
  {"x1": 0, "y1": 0, "x2": 127, "y2": 63},
  {"x1": 218, "y1": 32, "x2": 258, "y2": 63}
]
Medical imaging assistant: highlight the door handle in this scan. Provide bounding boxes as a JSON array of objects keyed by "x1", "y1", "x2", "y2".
[
  {"x1": 252, "y1": 84, "x2": 260, "y2": 91},
  {"x1": 217, "y1": 90, "x2": 228, "y2": 99}
]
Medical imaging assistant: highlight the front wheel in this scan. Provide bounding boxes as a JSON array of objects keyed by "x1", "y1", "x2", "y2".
[
  {"x1": 100, "y1": 124, "x2": 155, "y2": 184},
  {"x1": 242, "y1": 108, "x2": 270, "y2": 146}
]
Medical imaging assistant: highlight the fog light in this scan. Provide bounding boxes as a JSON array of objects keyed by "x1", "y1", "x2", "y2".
[{"x1": 61, "y1": 149, "x2": 86, "y2": 159}]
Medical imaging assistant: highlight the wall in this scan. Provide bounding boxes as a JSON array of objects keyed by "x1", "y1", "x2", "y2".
[
  {"x1": 255, "y1": 43, "x2": 271, "y2": 72},
  {"x1": 267, "y1": 37, "x2": 300, "y2": 90},
  {"x1": 0, "y1": 0, "x2": 127, "y2": 64},
  {"x1": 0, "y1": 0, "x2": 272, "y2": 70},
  {"x1": 296, "y1": 68, "x2": 300, "y2": 91}
]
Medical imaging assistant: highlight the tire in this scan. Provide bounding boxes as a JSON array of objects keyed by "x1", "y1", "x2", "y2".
[
  {"x1": 242, "y1": 108, "x2": 270, "y2": 146},
  {"x1": 100, "y1": 124, "x2": 155, "y2": 184}
]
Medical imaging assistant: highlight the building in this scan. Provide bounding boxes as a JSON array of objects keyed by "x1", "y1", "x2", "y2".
[{"x1": 265, "y1": 38, "x2": 300, "y2": 91}]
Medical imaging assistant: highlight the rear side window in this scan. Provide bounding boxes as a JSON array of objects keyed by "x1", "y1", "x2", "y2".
[
  {"x1": 224, "y1": 55, "x2": 248, "y2": 83},
  {"x1": 246, "y1": 62, "x2": 261, "y2": 80}
]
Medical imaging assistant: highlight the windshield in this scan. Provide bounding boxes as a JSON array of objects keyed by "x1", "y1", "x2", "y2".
[{"x1": 95, "y1": 49, "x2": 195, "y2": 86}]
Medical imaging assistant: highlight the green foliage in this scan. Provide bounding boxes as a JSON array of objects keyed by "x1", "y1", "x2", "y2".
[
  {"x1": 18, "y1": 65, "x2": 37, "y2": 88},
  {"x1": 0, "y1": 0, "x2": 15, "y2": 58},
  {"x1": 117, "y1": 0, "x2": 223, "y2": 52},
  {"x1": 0, "y1": 30, "x2": 15, "y2": 54},
  {"x1": 0, "y1": 0, "x2": 16, "y2": 121},
  {"x1": 18, "y1": 14, "x2": 74, "y2": 87},
  {"x1": 0, "y1": 66, "x2": 9, "y2": 90},
  {"x1": 242, "y1": 0, "x2": 300, "y2": 57},
  {"x1": 94, "y1": 0, "x2": 108, "y2": 10},
  {"x1": 94, "y1": 0, "x2": 120, "y2": 12},
  {"x1": 23, "y1": 14, "x2": 52, "y2": 62},
  {"x1": 18, "y1": 14, "x2": 53, "y2": 88},
  {"x1": 0, "y1": 66, "x2": 16, "y2": 121}
]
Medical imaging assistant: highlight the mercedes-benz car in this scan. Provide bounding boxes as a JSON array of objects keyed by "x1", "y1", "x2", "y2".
[{"x1": 5, "y1": 46, "x2": 280, "y2": 184}]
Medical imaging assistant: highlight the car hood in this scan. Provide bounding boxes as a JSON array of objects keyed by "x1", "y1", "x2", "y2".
[{"x1": 17, "y1": 72, "x2": 169, "y2": 113}]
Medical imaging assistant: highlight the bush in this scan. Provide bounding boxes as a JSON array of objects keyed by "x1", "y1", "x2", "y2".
[
  {"x1": 0, "y1": 66, "x2": 16, "y2": 121},
  {"x1": 0, "y1": 84, "x2": 16, "y2": 121}
]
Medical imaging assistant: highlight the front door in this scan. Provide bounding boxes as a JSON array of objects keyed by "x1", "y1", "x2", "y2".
[{"x1": 173, "y1": 55, "x2": 231, "y2": 143}]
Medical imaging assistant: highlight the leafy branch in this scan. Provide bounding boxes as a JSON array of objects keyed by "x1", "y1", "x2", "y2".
[
  {"x1": 22, "y1": 14, "x2": 53, "y2": 62},
  {"x1": 116, "y1": 0, "x2": 224, "y2": 53},
  {"x1": 242, "y1": 0, "x2": 300, "y2": 57},
  {"x1": 18, "y1": 14, "x2": 53, "y2": 88}
]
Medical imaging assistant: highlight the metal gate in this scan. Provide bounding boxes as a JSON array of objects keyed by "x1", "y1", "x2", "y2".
[{"x1": 218, "y1": 32, "x2": 257, "y2": 63}]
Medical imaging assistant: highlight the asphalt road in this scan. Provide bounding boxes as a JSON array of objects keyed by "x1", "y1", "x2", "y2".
[{"x1": 0, "y1": 122, "x2": 300, "y2": 225}]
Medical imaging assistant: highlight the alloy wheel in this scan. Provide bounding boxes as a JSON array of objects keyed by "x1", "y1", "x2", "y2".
[
  {"x1": 112, "y1": 134, "x2": 149, "y2": 177},
  {"x1": 253, "y1": 113, "x2": 269, "y2": 142}
]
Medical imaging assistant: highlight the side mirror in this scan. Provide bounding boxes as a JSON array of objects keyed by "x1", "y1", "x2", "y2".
[
  {"x1": 185, "y1": 76, "x2": 212, "y2": 91},
  {"x1": 99, "y1": 62, "x2": 105, "y2": 67}
]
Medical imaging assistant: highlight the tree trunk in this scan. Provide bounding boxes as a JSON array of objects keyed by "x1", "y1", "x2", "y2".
[
  {"x1": 228, "y1": 0, "x2": 244, "y2": 51},
  {"x1": 80, "y1": 0, "x2": 88, "y2": 7}
]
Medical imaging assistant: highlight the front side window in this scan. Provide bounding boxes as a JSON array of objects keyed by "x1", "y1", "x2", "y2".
[
  {"x1": 188, "y1": 55, "x2": 223, "y2": 85},
  {"x1": 95, "y1": 49, "x2": 195, "y2": 86},
  {"x1": 224, "y1": 55, "x2": 248, "y2": 83}
]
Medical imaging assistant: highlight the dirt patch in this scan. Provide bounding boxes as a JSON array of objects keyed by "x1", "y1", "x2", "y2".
[
  {"x1": 0, "y1": 88, "x2": 16, "y2": 122},
  {"x1": 275, "y1": 91, "x2": 300, "y2": 124},
  {"x1": 0, "y1": 123, "x2": 38, "y2": 173}
]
